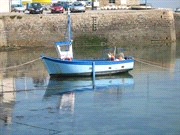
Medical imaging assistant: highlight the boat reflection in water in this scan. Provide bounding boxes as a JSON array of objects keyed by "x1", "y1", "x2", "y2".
[{"x1": 44, "y1": 73, "x2": 134, "y2": 114}]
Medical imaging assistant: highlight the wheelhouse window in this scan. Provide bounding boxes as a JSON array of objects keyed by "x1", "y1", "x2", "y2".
[{"x1": 109, "y1": 0, "x2": 115, "y2": 3}]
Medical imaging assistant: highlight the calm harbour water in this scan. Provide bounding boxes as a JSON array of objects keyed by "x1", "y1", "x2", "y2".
[{"x1": 0, "y1": 41, "x2": 180, "y2": 135}]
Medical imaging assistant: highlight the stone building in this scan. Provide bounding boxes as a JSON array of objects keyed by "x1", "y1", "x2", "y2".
[
  {"x1": 0, "y1": 0, "x2": 11, "y2": 13},
  {"x1": 100, "y1": 0, "x2": 140, "y2": 7}
]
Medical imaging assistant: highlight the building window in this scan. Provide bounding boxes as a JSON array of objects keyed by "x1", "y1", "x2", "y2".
[{"x1": 109, "y1": 0, "x2": 115, "y2": 3}]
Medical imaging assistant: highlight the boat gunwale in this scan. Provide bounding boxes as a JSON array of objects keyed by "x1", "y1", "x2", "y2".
[{"x1": 41, "y1": 56, "x2": 134, "y2": 65}]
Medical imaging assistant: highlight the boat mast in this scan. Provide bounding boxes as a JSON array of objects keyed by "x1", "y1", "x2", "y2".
[
  {"x1": 62, "y1": 8, "x2": 73, "y2": 59},
  {"x1": 64, "y1": 8, "x2": 73, "y2": 43},
  {"x1": 54, "y1": 8, "x2": 74, "y2": 59}
]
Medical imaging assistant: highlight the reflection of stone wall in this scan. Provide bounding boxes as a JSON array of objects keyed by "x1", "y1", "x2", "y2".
[
  {"x1": 4, "y1": 47, "x2": 52, "y2": 77},
  {"x1": 0, "y1": 9, "x2": 176, "y2": 47},
  {"x1": 174, "y1": 13, "x2": 180, "y2": 39},
  {"x1": 0, "y1": 78, "x2": 16, "y2": 103},
  {"x1": 131, "y1": 42, "x2": 176, "y2": 72},
  {"x1": 0, "y1": 78, "x2": 15, "y2": 124}
]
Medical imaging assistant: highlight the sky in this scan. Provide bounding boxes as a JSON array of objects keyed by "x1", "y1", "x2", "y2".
[{"x1": 140, "y1": 0, "x2": 180, "y2": 9}]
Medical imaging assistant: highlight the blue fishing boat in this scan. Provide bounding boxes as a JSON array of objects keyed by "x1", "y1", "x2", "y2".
[{"x1": 41, "y1": 11, "x2": 134, "y2": 77}]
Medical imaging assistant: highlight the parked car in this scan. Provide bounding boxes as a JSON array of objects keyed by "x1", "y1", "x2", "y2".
[
  {"x1": 58, "y1": 1, "x2": 72, "y2": 11},
  {"x1": 50, "y1": 3, "x2": 64, "y2": 13},
  {"x1": 86, "y1": 1, "x2": 92, "y2": 7},
  {"x1": 76, "y1": 0, "x2": 88, "y2": 6},
  {"x1": 27, "y1": 2, "x2": 44, "y2": 14},
  {"x1": 175, "y1": 7, "x2": 180, "y2": 12},
  {"x1": 11, "y1": 4, "x2": 26, "y2": 13},
  {"x1": 70, "y1": 2, "x2": 85, "y2": 12}
]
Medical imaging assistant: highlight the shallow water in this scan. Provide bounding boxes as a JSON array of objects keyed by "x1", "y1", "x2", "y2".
[{"x1": 0, "y1": 41, "x2": 180, "y2": 135}]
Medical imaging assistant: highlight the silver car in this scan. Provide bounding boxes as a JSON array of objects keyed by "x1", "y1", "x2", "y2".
[
  {"x1": 70, "y1": 2, "x2": 85, "y2": 12},
  {"x1": 11, "y1": 4, "x2": 26, "y2": 12},
  {"x1": 175, "y1": 7, "x2": 180, "y2": 12}
]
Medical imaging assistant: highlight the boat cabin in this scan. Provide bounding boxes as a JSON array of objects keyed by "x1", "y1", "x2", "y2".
[{"x1": 55, "y1": 41, "x2": 73, "y2": 60}]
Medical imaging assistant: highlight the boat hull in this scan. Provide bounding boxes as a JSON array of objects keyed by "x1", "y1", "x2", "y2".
[{"x1": 41, "y1": 56, "x2": 134, "y2": 76}]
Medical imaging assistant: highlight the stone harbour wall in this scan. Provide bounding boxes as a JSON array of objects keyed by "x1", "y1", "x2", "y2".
[
  {"x1": 174, "y1": 13, "x2": 180, "y2": 39},
  {"x1": 0, "y1": 9, "x2": 177, "y2": 47}
]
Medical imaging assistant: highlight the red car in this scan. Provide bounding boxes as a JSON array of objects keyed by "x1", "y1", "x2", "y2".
[{"x1": 50, "y1": 3, "x2": 64, "y2": 13}]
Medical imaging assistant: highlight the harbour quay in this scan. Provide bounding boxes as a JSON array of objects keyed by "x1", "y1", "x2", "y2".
[{"x1": 0, "y1": 9, "x2": 179, "y2": 48}]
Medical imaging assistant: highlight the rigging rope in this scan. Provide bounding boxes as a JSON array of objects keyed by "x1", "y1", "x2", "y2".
[{"x1": 0, "y1": 57, "x2": 41, "y2": 71}]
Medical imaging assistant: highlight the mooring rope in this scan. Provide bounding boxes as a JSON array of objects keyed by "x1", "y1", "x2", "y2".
[
  {"x1": 14, "y1": 121, "x2": 62, "y2": 133},
  {"x1": 0, "y1": 117, "x2": 61, "y2": 134},
  {"x1": 134, "y1": 58, "x2": 173, "y2": 70},
  {"x1": 0, "y1": 56, "x2": 174, "y2": 71},
  {"x1": 0, "y1": 88, "x2": 47, "y2": 93},
  {"x1": 0, "y1": 57, "x2": 41, "y2": 71},
  {"x1": 0, "y1": 83, "x2": 95, "y2": 94}
]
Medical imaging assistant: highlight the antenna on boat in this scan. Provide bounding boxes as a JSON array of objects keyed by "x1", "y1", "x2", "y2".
[{"x1": 114, "y1": 46, "x2": 116, "y2": 57}]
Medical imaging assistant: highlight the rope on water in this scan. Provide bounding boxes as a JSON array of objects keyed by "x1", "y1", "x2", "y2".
[
  {"x1": 0, "y1": 57, "x2": 41, "y2": 71},
  {"x1": 0, "y1": 117, "x2": 61, "y2": 134},
  {"x1": 134, "y1": 58, "x2": 172, "y2": 70},
  {"x1": 14, "y1": 121, "x2": 62, "y2": 133}
]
